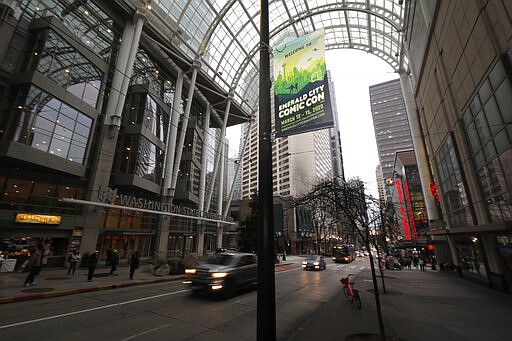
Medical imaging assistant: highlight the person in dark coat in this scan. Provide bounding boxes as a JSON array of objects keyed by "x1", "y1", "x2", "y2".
[
  {"x1": 110, "y1": 249, "x2": 119, "y2": 275},
  {"x1": 24, "y1": 247, "x2": 42, "y2": 287},
  {"x1": 87, "y1": 250, "x2": 99, "y2": 281},
  {"x1": 105, "y1": 248, "x2": 112, "y2": 266},
  {"x1": 129, "y1": 251, "x2": 140, "y2": 280}
]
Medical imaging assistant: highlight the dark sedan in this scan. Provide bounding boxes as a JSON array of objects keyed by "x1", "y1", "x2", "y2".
[
  {"x1": 302, "y1": 255, "x2": 327, "y2": 270},
  {"x1": 183, "y1": 251, "x2": 257, "y2": 297}
]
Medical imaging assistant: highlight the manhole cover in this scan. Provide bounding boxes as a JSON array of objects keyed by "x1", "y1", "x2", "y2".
[
  {"x1": 21, "y1": 288, "x2": 55, "y2": 293},
  {"x1": 45, "y1": 277, "x2": 70, "y2": 280},
  {"x1": 346, "y1": 333, "x2": 402, "y2": 340}
]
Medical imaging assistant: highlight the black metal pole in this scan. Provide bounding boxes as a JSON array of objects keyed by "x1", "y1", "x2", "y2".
[{"x1": 257, "y1": 1, "x2": 276, "y2": 340}]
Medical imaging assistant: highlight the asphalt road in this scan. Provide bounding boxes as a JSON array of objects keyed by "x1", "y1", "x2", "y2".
[{"x1": 0, "y1": 258, "x2": 369, "y2": 340}]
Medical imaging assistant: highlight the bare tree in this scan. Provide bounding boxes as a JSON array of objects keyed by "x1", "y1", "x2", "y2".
[{"x1": 295, "y1": 176, "x2": 387, "y2": 339}]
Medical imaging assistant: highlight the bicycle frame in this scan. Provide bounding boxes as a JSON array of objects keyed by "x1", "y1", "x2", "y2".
[{"x1": 340, "y1": 274, "x2": 361, "y2": 308}]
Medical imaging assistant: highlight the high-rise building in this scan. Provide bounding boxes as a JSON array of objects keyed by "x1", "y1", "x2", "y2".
[
  {"x1": 328, "y1": 71, "x2": 344, "y2": 179},
  {"x1": 375, "y1": 165, "x2": 385, "y2": 203},
  {"x1": 240, "y1": 123, "x2": 333, "y2": 199},
  {"x1": 369, "y1": 78, "x2": 414, "y2": 185}
]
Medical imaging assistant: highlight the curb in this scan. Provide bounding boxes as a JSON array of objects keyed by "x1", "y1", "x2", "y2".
[{"x1": 0, "y1": 275, "x2": 186, "y2": 305}]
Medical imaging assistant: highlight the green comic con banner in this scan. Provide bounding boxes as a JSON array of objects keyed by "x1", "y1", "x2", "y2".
[{"x1": 273, "y1": 28, "x2": 333, "y2": 138}]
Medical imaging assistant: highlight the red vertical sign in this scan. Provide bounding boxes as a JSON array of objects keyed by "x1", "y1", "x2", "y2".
[{"x1": 396, "y1": 180, "x2": 411, "y2": 240}]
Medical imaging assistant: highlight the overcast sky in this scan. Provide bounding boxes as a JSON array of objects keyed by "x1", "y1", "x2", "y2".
[{"x1": 226, "y1": 49, "x2": 398, "y2": 198}]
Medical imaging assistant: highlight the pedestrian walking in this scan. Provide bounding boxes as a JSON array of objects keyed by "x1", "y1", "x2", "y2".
[
  {"x1": 110, "y1": 249, "x2": 119, "y2": 275},
  {"x1": 105, "y1": 248, "x2": 112, "y2": 266},
  {"x1": 87, "y1": 250, "x2": 99, "y2": 281},
  {"x1": 419, "y1": 258, "x2": 426, "y2": 271},
  {"x1": 67, "y1": 249, "x2": 81, "y2": 275},
  {"x1": 129, "y1": 251, "x2": 140, "y2": 280},
  {"x1": 23, "y1": 247, "x2": 42, "y2": 287}
]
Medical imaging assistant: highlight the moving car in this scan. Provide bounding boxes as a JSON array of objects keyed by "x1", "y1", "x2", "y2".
[
  {"x1": 302, "y1": 255, "x2": 326, "y2": 270},
  {"x1": 183, "y1": 251, "x2": 257, "y2": 297}
]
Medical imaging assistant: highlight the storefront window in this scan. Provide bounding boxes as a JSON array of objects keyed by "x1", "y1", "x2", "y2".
[
  {"x1": 168, "y1": 234, "x2": 195, "y2": 258},
  {"x1": 454, "y1": 235, "x2": 487, "y2": 279},
  {"x1": 496, "y1": 235, "x2": 512, "y2": 293}
]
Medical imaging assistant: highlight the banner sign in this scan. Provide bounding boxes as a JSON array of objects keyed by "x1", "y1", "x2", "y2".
[
  {"x1": 15, "y1": 213, "x2": 61, "y2": 224},
  {"x1": 273, "y1": 28, "x2": 334, "y2": 137}
]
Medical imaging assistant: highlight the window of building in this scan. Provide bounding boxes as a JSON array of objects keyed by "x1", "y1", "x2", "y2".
[
  {"x1": 462, "y1": 57, "x2": 512, "y2": 222},
  {"x1": 23, "y1": 28, "x2": 103, "y2": 107},
  {"x1": 434, "y1": 134, "x2": 473, "y2": 227},
  {"x1": 117, "y1": 135, "x2": 164, "y2": 185},
  {"x1": 11, "y1": 85, "x2": 92, "y2": 164}
]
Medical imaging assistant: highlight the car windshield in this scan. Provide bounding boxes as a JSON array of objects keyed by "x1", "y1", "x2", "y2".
[
  {"x1": 205, "y1": 254, "x2": 237, "y2": 266},
  {"x1": 307, "y1": 255, "x2": 320, "y2": 260}
]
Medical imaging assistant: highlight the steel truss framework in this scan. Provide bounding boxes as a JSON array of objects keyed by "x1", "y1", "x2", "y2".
[{"x1": 129, "y1": 0, "x2": 407, "y2": 116}]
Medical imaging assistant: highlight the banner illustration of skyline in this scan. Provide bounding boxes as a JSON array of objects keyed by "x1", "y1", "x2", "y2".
[{"x1": 273, "y1": 28, "x2": 334, "y2": 138}]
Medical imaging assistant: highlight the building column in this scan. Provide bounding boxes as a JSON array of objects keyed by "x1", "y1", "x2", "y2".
[
  {"x1": 196, "y1": 104, "x2": 211, "y2": 256},
  {"x1": 205, "y1": 94, "x2": 232, "y2": 211},
  {"x1": 169, "y1": 60, "x2": 201, "y2": 197},
  {"x1": 201, "y1": 94, "x2": 232, "y2": 254},
  {"x1": 216, "y1": 139, "x2": 228, "y2": 249},
  {"x1": 80, "y1": 5, "x2": 149, "y2": 255},
  {"x1": 398, "y1": 71, "x2": 441, "y2": 223}
]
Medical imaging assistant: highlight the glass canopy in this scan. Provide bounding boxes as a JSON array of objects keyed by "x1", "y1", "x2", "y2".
[{"x1": 129, "y1": 0, "x2": 406, "y2": 117}]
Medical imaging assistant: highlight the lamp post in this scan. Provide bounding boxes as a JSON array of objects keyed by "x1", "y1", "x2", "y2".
[{"x1": 257, "y1": 2, "x2": 276, "y2": 340}]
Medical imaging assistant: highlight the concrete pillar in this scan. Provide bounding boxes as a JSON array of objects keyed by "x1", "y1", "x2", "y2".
[
  {"x1": 169, "y1": 61, "x2": 200, "y2": 197},
  {"x1": 81, "y1": 6, "x2": 148, "y2": 255},
  {"x1": 162, "y1": 71, "x2": 184, "y2": 192},
  {"x1": 205, "y1": 96, "x2": 232, "y2": 211},
  {"x1": 216, "y1": 139, "x2": 228, "y2": 249},
  {"x1": 196, "y1": 105, "x2": 211, "y2": 256},
  {"x1": 399, "y1": 71, "x2": 441, "y2": 222}
]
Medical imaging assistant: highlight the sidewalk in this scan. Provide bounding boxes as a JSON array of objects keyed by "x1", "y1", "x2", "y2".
[
  {"x1": 288, "y1": 266, "x2": 512, "y2": 341},
  {"x1": 0, "y1": 262, "x2": 187, "y2": 304},
  {"x1": 0, "y1": 256, "x2": 302, "y2": 304}
]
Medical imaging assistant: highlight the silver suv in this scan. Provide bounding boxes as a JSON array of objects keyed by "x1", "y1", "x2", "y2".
[{"x1": 184, "y1": 251, "x2": 258, "y2": 297}]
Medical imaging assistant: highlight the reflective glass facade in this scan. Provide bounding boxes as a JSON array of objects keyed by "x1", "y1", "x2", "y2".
[{"x1": 462, "y1": 58, "x2": 512, "y2": 223}]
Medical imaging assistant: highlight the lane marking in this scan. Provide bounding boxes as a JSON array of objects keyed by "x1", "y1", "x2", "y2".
[
  {"x1": 120, "y1": 323, "x2": 173, "y2": 340},
  {"x1": 0, "y1": 289, "x2": 189, "y2": 330}
]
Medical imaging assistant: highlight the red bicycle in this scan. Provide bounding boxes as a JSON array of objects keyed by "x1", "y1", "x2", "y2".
[{"x1": 340, "y1": 274, "x2": 361, "y2": 308}]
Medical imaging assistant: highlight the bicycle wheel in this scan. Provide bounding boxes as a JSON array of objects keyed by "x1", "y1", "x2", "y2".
[
  {"x1": 343, "y1": 286, "x2": 352, "y2": 301},
  {"x1": 354, "y1": 290, "x2": 362, "y2": 309}
]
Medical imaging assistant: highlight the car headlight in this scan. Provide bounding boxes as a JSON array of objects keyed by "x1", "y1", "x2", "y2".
[
  {"x1": 211, "y1": 272, "x2": 228, "y2": 278},
  {"x1": 185, "y1": 268, "x2": 196, "y2": 274},
  {"x1": 302, "y1": 261, "x2": 307, "y2": 265},
  {"x1": 313, "y1": 262, "x2": 320, "y2": 266}
]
